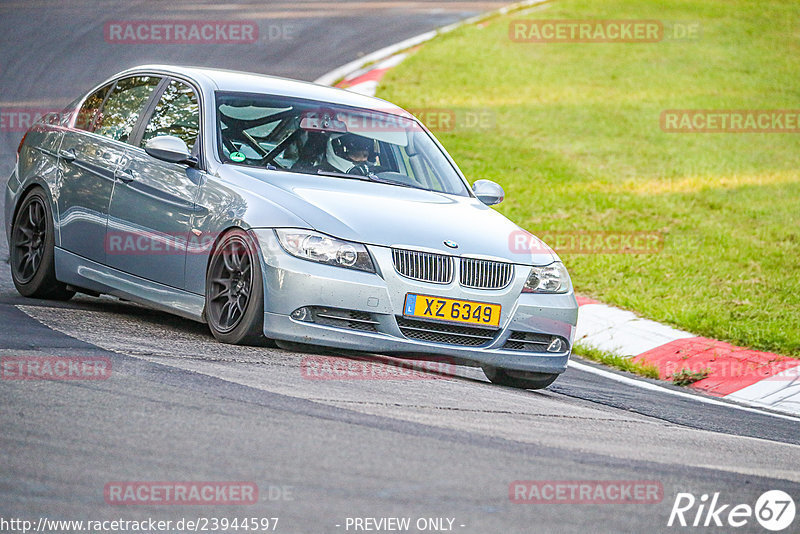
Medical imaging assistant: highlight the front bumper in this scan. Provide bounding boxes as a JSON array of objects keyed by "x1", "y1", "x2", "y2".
[{"x1": 254, "y1": 230, "x2": 578, "y2": 374}]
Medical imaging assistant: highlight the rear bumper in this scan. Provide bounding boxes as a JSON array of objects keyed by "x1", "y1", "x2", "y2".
[{"x1": 254, "y1": 230, "x2": 578, "y2": 375}]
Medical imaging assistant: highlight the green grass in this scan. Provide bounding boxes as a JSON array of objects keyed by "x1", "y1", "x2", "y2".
[
  {"x1": 377, "y1": 0, "x2": 800, "y2": 358},
  {"x1": 572, "y1": 345, "x2": 660, "y2": 379},
  {"x1": 670, "y1": 367, "x2": 711, "y2": 386}
]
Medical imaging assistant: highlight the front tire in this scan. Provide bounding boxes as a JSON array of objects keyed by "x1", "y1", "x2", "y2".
[
  {"x1": 205, "y1": 229, "x2": 266, "y2": 345},
  {"x1": 482, "y1": 365, "x2": 559, "y2": 390},
  {"x1": 10, "y1": 187, "x2": 74, "y2": 300}
]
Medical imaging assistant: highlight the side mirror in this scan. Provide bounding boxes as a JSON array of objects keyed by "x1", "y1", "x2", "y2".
[
  {"x1": 144, "y1": 135, "x2": 193, "y2": 164},
  {"x1": 472, "y1": 179, "x2": 505, "y2": 206}
]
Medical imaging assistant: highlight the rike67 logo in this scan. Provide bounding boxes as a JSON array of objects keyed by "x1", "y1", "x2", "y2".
[{"x1": 668, "y1": 490, "x2": 795, "y2": 531}]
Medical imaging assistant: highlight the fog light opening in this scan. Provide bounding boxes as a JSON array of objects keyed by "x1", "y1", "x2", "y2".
[
  {"x1": 291, "y1": 307, "x2": 313, "y2": 322},
  {"x1": 547, "y1": 337, "x2": 565, "y2": 353}
]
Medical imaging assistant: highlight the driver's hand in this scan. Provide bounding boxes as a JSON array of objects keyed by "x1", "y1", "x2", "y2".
[{"x1": 348, "y1": 162, "x2": 371, "y2": 176}]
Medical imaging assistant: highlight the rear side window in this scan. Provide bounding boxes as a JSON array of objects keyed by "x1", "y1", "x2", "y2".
[
  {"x1": 140, "y1": 80, "x2": 200, "y2": 151},
  {"x1": 74, "y1": 83, "x2": 112, "y2": 131},
  {"x1": 93, "y1": 76, "x2": 161, "y2": 143}
]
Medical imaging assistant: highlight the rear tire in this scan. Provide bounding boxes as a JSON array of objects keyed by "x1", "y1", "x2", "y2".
[
  {"x1": 482, "y1": 365, "x2": 559, "y2": 390},
  {"x1": 205, "y1": 229, "x2": 267, "y2": 345},
  {"x1": 10, "y1": 187, "x2": 74, "y2": 301}
]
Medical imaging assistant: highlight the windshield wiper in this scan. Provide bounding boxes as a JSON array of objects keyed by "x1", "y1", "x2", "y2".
[
  {"x1": 315, "y1": 170, "x2": 418, "y2": 189},
  {"x1": 315, "y1": 170, "x2": 371, "y2": 181}
]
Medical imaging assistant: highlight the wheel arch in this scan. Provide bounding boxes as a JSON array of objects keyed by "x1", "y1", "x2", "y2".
[
  {"x1": 11, "y1": 179, "x2": 60, "y2": 244},
  {"x1": 200, "y1": 224, "x2": 263, "y2": 317},
  {"x1": 8, "y1": 179, "x2": 75, "y2": 300},
  {"x1": 202, "y1": 225, "x2": 267, "y2": 344}
]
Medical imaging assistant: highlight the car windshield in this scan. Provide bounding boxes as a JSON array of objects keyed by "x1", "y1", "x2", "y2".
[{"x1": 215, "y1": 92, "x2": 469, "y2": 196}]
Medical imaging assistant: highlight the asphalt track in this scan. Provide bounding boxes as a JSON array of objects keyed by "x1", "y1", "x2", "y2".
[{"x1": 1, "y1": 2, "x2": 798, "y2": 533}]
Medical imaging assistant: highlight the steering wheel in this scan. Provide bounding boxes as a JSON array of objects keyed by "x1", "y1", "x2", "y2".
[{"x1": 347, "y1": 162, "x2": 371, "y2": 176}]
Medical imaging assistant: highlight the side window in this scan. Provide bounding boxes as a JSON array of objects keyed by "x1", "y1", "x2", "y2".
[
  {"x1": 140, "y1": 80, "x2": 200, "y2": 151},
  {"x1": 93, "y1": 76, "x2": 161, "y2": 143},
  {"x1": 74, "y1": 83, "x2": 112, "y2": 131}
]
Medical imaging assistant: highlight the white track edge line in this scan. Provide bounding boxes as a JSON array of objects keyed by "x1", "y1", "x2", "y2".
[{"x1": 568, "y1": 360, "x2": 800, "y2": 422}]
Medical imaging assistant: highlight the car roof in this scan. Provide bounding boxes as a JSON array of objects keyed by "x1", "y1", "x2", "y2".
[{"x1": 112, "y1": 64, "x2": 407, "y2": 116}]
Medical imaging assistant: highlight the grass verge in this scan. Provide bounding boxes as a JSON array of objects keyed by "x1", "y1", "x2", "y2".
[{"x1": 377, "y1": 0, "x2": 800, "y2": 358}]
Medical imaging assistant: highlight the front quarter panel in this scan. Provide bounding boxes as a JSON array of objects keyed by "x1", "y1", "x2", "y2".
[{"x1": 182, "y1": 165, "x2": 312, "y2": 295}]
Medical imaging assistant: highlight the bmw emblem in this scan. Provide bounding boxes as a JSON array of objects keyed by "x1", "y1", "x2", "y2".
[{"x1": 443, "y1": 240, "x2": 459, "y2": 249}]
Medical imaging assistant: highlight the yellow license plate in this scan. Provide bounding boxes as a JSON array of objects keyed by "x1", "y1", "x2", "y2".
[{"x1": 403, "y1": 294, "x2": 501, "y2": 327}]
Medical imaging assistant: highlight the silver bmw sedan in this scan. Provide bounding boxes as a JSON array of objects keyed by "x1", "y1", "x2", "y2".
[{"x1": 5, "y1": 65, "x2": 577, "y2": 389}]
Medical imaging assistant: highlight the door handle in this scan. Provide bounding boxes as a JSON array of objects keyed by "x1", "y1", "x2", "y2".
[
  {"x1": 58, "y1": 148, "x2": 77, "y2": 162},
  {"x1": 114, "y1": 168, "x2": 136, "y2": 183}
]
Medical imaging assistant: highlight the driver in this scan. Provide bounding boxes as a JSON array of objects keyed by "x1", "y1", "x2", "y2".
[{"x1": 337, "y1": 133, "x2": 374, "y2": 176}]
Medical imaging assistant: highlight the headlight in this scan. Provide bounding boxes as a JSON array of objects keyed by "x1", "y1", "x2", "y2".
[
  {"x1": 275, "y1": 229, "x2": 375, "y2": 273},
  {"x1": 522, "y1": 262, "x2": 570, "y2": 293}
]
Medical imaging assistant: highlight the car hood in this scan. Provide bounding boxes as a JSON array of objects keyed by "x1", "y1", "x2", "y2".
[{"x1": 231, "y1": 167, "x2": 556, "y2": 265}]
